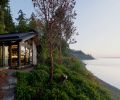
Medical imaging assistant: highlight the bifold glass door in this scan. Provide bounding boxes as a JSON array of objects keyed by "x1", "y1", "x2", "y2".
[
  {"x1": 11, "y1": 45, "x2": 18, "y2": 67},
  {"x1": 4, "y1": 46, "x2": 9, "y2": 67},
  {"x1": 21, "y1": 45, "x2": 32, "y2": 65},
  {"x1": 0, "y1": 46, "x2": 9, "y2": 67}
]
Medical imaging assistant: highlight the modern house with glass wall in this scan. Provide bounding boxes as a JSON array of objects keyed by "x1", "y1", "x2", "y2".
[{"x1": 0, "y1": 31, "x2": 38, "y2": 69}]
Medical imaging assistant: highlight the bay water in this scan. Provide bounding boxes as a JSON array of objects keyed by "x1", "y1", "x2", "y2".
[{"x1": 83, "y1": 58, "x2": 120, "y2": 89}]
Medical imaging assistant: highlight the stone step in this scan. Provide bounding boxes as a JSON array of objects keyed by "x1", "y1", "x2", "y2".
[
  {"x1": 0, "y1": 76, "x2": 17, "y2": 100},
  {"x1": 1, "y1": 84, "x2": 16, "y2": 90},
  {"x1": 8, "y1": 77, "x2": 17, "y2": 84},
  {"x1": 3, "y1": 89, "x2": 15, "y2": 100},
  {"x1": 1, "y1": 77, "x2": 17, "y2": 90},
  {"x1": 3, "y1": 95, "x2": 14, "y2": 100}
]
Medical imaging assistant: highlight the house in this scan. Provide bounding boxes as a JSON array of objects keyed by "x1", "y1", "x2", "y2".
[{"x1": 0, "y1": 31, "x2": 38, "y2": 69}]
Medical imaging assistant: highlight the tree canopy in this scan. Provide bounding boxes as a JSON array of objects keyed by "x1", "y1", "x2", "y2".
[
  {"x1": 0, "y1": 0, "x2": 15, "y2": 33},
  {"x1": 32, "y1": 0, "x2": 77, "y2": 82}
]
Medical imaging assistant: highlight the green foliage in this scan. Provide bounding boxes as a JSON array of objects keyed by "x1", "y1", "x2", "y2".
[
  {"x1": 15, "y1": 65, "x2": 49, "y2": 100},
  {"x1": 4, "y1": 6, "x2": 15, "y2": 32},
  {"x1": 15, "y1": 59, "x2": 111, "y2": 100},
  {"x1": 37, "y1": 45, "x2": 49, "y2": 64},
  {"x1": 16, "y1": 10, "x2": 29, "y2": 32},
  {"x1": 16, "y1": 11, "x2": 39, "y2": 33},
  {"x1": 0, "y1": 0, "x2": 15, "y2": 33},
  {"x1": 28, "y1": 13, "x2": 37, "y2": 31},
  {"x1": 0, "y1": 23, "x2": 5, "y2": 33},
  {"x1": 0, "y1": 10, "x2": 5, "y2": 33},
  {"x1": 0, "y1": 0, "x2": 9, "y2": 8},
  {"x1": 16, "y1": 83, "x2": 36, "y2": 100}
]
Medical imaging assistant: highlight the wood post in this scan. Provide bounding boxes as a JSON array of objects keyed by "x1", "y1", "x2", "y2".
[
  {"x1": 17, "y1": 43, "x2": 21, "y2": 68},
  {"x1": 25, "y1": 47, "x2": 26, "y2": 65},
  {"x1": 8, "y1": 45, "x2": 11, "y2": 67}
]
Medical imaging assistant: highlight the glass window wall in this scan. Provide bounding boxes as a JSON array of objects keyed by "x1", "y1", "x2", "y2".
[
  {"x1": 11, "y1": 45, "x2": 18, "y2": 66},
  {"x1": 4, "y1": 46, "x2": 9, "y2": 66},
  {"x1": 21, "y1": 46, "x2": 25, "y2": 66},
  {"x1": 25, "y1": 47, "x2": 30, "y2": 64},
  {"x1": 21, "y1": 45, "x2": 32, "y2": 65},
  {"x1": 0, "y1": 41, "x2": 33, "y2": 68},
  {"x1": 30, "y1": 49, "x2": 32, "y2": 64}
]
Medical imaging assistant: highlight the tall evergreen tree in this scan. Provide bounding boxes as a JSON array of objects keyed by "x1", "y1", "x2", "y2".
[
  {"x1": 28, "y1": 12, "x2": 37, "y2": 31},
  {"x1": 0, "y1": 0, "x2": 15, "y2": 33},
  {"x1": 0, "y1": 0, "x2": 9, "y2": 8},
  {"x1": 0, "y1": 0, "x2": 9, "y2": 33},
  {"x1": 0, "y1": 8, "x2": 5, "y2": 33},
  {"x1": 16, "y1": 10, "x2": 28, "y2": 32},
  {"x1": 4, "y1": 6, "x2": 15, "y2": 32}
]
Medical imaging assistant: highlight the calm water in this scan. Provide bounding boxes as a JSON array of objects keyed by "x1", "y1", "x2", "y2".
[{"x1": 83, "y1": 58, "x2": 120, "y2": 89}]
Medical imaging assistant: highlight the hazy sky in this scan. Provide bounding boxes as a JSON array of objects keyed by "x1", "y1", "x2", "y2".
[{"x1": 10, "y1": 0, "x2": 120, "y2": 57}]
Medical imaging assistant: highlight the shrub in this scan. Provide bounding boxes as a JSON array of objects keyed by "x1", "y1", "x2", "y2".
[{"x1": 30, "y1": 69, "x2": 49, "y2": 83}]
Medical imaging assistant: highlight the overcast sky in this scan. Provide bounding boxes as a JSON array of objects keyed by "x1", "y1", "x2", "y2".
[{"x1": 10, "y1": 0, "x2": 120, "y2": 57}]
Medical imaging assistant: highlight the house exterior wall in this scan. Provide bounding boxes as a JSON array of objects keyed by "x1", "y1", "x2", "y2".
[{"x1": 32, "y1": 41, "x2": 37, "y2": 65}]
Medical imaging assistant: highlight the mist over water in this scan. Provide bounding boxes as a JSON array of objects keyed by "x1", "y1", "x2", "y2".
[{"x1": 83, "y1": 58, "x2": 120, "y2": 89}]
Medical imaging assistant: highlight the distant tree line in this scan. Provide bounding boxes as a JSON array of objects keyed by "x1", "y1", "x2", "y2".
[{"x1": 0, "y1": 0, "x2": 37, "y2": 33}]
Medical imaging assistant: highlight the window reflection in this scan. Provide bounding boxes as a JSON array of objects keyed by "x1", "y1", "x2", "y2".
[
  {"x1": 30, "y1": 49, "x2": 32, "y2": 64},
  {"x1": 25, "y1": 47, "x2": 30, "y2": 64},
  {"x1": 21, "y1": 45, "x2": 32, "y2": 65},
  {"x1": 0, "y1": 40, "x2": 33, "y2": 68},
  {"x1": 4, "y1": 46, "x2": 9, "y2": 66},
  {"x1": 21, "y1": 46, "x2": 25, "y2": 65},
  {"x1": 11, "y1": 45, "x2": 18, "y2": 66}
]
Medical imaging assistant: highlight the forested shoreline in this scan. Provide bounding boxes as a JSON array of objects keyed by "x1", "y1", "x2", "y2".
[{"x1": 0, "y1": 0, "x2": 117, "y2": 100}]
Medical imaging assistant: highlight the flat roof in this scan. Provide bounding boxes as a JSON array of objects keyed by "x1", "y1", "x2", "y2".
[{"x1": 0, "y1": 32, "x2": 37, "y2": 42}]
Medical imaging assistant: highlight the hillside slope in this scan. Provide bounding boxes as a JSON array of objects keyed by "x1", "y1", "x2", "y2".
[
  {"x1": 15, "y1": 57, "x2": 111, "y2": 100},
  {"x1": 69, "y1": 49, "x2": 94, "y2": 60}
]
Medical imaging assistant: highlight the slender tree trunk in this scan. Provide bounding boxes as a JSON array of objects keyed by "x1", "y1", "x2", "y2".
[
  {"x1": 49, "y1": 43, "x2": 54, "y2": 82},
  {"x1": 58, "y1": 44, "x2": 62, "y2": 65}
]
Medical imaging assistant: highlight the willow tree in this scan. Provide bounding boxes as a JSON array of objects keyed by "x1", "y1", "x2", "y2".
[{"x1": 32, "y1": 0, "x2": 76, "y2": 82}]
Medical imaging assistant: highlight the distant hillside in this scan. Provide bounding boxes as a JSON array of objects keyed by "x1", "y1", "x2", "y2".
[{"x1": 69, "y1": 49, "x2": 94, "y2": 60}]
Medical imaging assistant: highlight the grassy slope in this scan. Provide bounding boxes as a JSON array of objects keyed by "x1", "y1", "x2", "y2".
[
  {"x1": 15, "y1": 56, "x2": 113, "y2": 100},
  {"x1": 70, "y1": 49, "x2": 120, "y2": 99},
  {"x1": 16, "y1": 57, "x2": 114, "y2": 100}
]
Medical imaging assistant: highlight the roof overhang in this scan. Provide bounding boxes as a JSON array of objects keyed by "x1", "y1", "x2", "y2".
[{"x1": 0, "y1": 32, "x2": 38, "y2": 43}]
